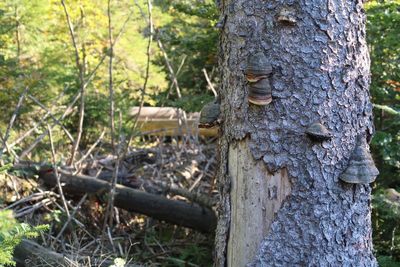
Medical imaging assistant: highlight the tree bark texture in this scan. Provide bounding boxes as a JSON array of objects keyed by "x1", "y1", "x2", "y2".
[{"x1": 214, "y1": 0, "x2": 376, "y2": 266}]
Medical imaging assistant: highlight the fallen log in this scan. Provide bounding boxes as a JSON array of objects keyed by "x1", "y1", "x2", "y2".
[
  {"x1": 38, "y1": 169, "x2": 217, "y2": 233},
  {"x1": 14, "y1": 239, "x2": 141, "y2": 267},
  {"x1": 14, "y1": 239, "x2": 78, "y2": 267}
]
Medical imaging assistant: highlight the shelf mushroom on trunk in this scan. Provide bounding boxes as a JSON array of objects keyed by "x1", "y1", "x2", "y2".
[
  {"x1": 340, "y1": 135, "x2": 379, "y2": 184},
  {"x1": 198, "y1": 99, "x2": 221, "y2": 129},
  {"x1": 245, "y1": 52, "x2": 273, "y2": 106}
]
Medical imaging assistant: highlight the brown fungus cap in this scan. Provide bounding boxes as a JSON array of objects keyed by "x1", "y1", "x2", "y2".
[
  {"x1": 305, "y1": 122, "x2": 332, "y2": 141},
  {"x1": 248, "y1": 79, "x2": 272, "y2": 106},
  {"x1": 245, "y1": 52, "x2": 273, "y2": 76},
  {"x1": 199, "y1": 100, "x2": 220, "y2": 128},
  {"x1": 339, "y1": 136, "x2": 379, "y2": 184}
]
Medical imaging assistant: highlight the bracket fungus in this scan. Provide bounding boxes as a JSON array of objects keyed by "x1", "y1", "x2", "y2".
[
  {"x1": 245, "y1": 52, "x2": 273, "y2": 106},
  {"x1": 277, "y1": 7, "x2": 297, "y2": 26},
  {"x1": 305, "y1": 122, "x2": 332, "y2": 141},
  {"x1": 339, "y1": 136, "x2": 379, "y2": 184},
  {"x1": 198, "y1": 100, "x2": 221, "y2": 128}
]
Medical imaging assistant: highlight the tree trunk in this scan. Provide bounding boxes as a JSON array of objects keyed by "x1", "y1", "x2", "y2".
[{"x1": 214, "y1": 0, "x2": 377, "y2": 266}]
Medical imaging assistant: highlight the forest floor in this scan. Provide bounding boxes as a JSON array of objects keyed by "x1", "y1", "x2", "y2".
[{"x1": 1, "y1": 136, "x2": 218, "y2": 266}]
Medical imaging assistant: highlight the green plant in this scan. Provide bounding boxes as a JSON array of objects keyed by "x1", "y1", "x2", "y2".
[
  {"x1": 154, "y1": 0, "x2": 219, "y2": 111},
  {"x1": 0, "y1": 210, "x2": 48, "y2": 266},
  {"x1": 178, "y1": 244, "x2": 212, "y2": 267},
  {"x1": 366, "y1": 0, "x2": 400, "y2": 261},
  {"x1": 377, "y1": 255, "x2": 400, "y2": 267},
  {"x1": 367, "y1": 0, "x2": 400, "y2": 188}
]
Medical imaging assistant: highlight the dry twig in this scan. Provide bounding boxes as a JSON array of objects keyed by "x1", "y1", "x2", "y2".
[
  {"x1": 19, "y1": 92, "x2": 81, "y2": 159},
  {"x1": 48, "y1": 124, "x2": 70, "y2": 217},
  {"x1": 61, "y1": 0, "x2": 86, "y2": 165},
  {"x1": 103, "y1": 0, "x2": 119, "y2": 229},
  {"x1": 3, "y1": 87, "x2": 68, "y2": 154},
  {"x1": 202, "y1": 68, "x2": 218, "y2": 97},
  {"x1": 0, "y1": 86, "x2": 29, "y2": 160}
]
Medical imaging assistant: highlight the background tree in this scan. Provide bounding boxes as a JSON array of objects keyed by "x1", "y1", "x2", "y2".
[
  {"x1": 154, "y1": 0, "x2": 219, "y2": 111},
  {"x1": 366, "y1": 1, "x2": 400, "y2": 264}
]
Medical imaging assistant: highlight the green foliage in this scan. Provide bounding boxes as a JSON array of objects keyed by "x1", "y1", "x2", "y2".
[
  {"x1": 0, "y1": 0, "x2": 220, "y2": 154},
  {"x1": 0, "y1": 0, "x2": 171, "y2": 150},
  {"x1": 377, "y1": 255, "x2": 400, "y2": 267},
  {"x1": 154, "y1": 0, "x2": 219, "y2": 111},
  {"x1": 366, "y1": 0, "x2": 400, "y2": 261},
  {"x1": 367, "y1": 0, "x2": 400, "y2": 181},
  {"x1": 141, "y1": 225, "x2": 212, "y2": 266},
  {"x1": 161, "y1": 93, "x2": 215, "y2": 112},
  {"x1": 0, "y1": 210, "x2": 48, "y2": 266},
  {"x1": 177, "y1": 244, "x2": 212, "y2": 266},
  {"x1": 372, "y1": 190, "x2": 400, "y2": 256}
]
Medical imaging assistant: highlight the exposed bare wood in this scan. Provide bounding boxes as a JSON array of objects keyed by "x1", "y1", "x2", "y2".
[
  {"x1": 130, "y1": 107, "x2": 191, "y2": 119},
  {"x1": 227, "y1": 139, "x2": 291, "y2": 266}
]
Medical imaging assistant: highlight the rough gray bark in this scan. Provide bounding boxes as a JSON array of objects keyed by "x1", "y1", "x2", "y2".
[{"x1": 214, "y1": 0, "x2": 377, "y2": 266}]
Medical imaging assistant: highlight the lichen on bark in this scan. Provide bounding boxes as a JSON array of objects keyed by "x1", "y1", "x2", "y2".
[{"x1": 215, "y1": 0, "x2": 377, "y2": 266}]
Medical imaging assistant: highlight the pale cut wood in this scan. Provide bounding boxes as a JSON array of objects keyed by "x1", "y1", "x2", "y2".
[
  {"x1": 129, "y1": 107, "x2": 218, "y2": 136},
  {"x1": 227, "y1": 139, "x2": 291, "y2": 267},
  {"x1": 130, "y1": 107, "x2": 193, "y2": 119}
]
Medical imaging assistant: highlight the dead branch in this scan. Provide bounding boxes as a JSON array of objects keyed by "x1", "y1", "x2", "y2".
[
  {"x1": 61, "y1": 0, "x2": 86, "y2": 165},
  {"x1": 202, "y1": 68, "x2": 218, "y2": 97},
  {"x1": 4, "y1": 87, "x2": 68, "y2": 154},
  {"x1": 0, "y1": 86, "x2": 29, "y2": 160},
  {"x1": 38, "y1": 169, "x2": 217, "y2": 233},
  {"x1": 132, "y1": 0, "x2": 154, "y2": 132},
  {"x1": 103, "y1": 0, "x2": 118, "y2": 229},
  {"x1": 156, "y1": 38, "x2": 181, "y2": 99},
  {"x1": 156, "y1": 181, "x2": 214, "y2": 208},
  {"x1": 26, "y1": 93, "x2": 74, "y2": 143},
  {"x1": 19, "y1": 92, "x2": 81, "y2": 159},
  {"x1": 47, "y1": 124, "x2": 70, "y2": 216},
  {"x1": 14, "y1": 239, "x2": 142, "y2": 267},
  {"x1": 3, "y1": 87, "x2": 29, "y2": 144},
  {"x1": 14, "y1": 239, "x2": 79, "y2": 267},
  {"x1": 75, "y1": 129, "x2": 105, "y2": 165},
  {"x1": 164, "y1": 55, "x2": 186, "y2": 103},
  {"x1": 53, "y1": 194, "x2": 87, "y2": 244}
]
